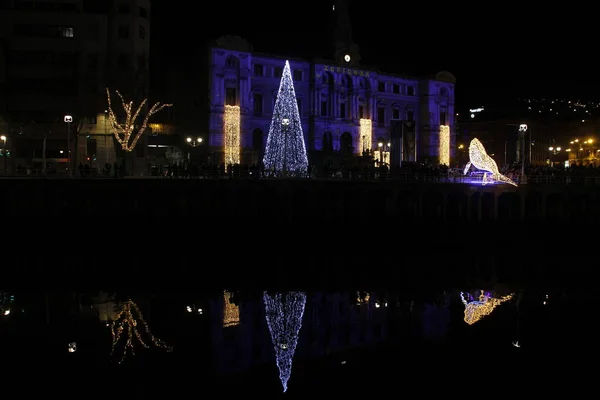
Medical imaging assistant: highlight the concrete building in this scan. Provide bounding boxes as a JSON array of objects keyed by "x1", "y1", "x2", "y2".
[
  {"x1": 207, "y1": 1, "x2": 456, "y2": 168},
  {"x1": 0, "y1": 0, "x2": 151, "y2": 174}
]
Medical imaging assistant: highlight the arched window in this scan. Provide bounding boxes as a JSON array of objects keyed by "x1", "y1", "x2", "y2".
[
  {"x1": 340, "y1": 132, "x2": 353, "y2": 153},
  {"x1": 225, "y1": 55, "x2": 239, "y2": 68}
]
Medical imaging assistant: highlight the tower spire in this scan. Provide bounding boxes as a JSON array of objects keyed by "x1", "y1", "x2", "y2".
[
  {"x1": 333, "y1": 0, "x2": 353, "y2": 47},
  {"x1": 332, "y1": 0, "x2": 360, "y2": 65}
]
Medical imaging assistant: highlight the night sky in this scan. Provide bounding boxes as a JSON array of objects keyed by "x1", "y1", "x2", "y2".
[{"x1": 150, "y1": 0, "x2": 597, "y2": 105}]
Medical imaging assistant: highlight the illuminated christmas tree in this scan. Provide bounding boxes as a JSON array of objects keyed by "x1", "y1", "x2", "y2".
[
  {"x1": 263, "y1": 291, "x2": 307, "y2": 392},
  {"x1": 263, "y1": 60, "x2": 308, "y2": 175},
  {"x1": 110, "y1": 299, "x2": 173, "y2": 363}
]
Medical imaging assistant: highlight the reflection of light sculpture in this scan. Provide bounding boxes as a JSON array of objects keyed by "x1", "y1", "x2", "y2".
[
  {"x1": 459, "y1": 290, "x2": 513, "y2": 325},
  {"x1": 222, "y1": 290, "x2": 240, "y2": 327},
  {"x1": 463, "y1": 138, "x2": 517, "y2": 186},
  {"x1": 263, "y1": 291, "x2": 306, "y2": 393}
]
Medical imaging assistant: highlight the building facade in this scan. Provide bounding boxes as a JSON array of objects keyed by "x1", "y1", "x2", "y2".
[
  {"x1": 208, "y1": 34, "x2": 456, "y2": 168},
  {"x1": 0, "y1": 0, "x2": 151, "y2": 173}
]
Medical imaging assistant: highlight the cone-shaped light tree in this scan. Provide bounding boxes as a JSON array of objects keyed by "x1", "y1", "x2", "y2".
[
  {"x1": 263, "y1": 61, "x2": 308, "y2": 175},
  {"x1": 263, "y1": 291, "x2": 307, "y2": 393}
]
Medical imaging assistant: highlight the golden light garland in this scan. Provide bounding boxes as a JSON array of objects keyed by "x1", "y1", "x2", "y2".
[
  {"x1": 223, "y1": 105, "x2": 241, "y2": 166},
  {"x1": 372, "y1": 150, "x2": 390, "y2": 164},
  {"x1": 460, "y1": 290, "x2": 513, "y2": 325},
  {"x1": 106, "y1": 88, "x2": 172, "y2": 152},
  {"x1": 110, "y1": 299, "x2": 173, "y2": 364},
  {"x1": 439, "y1": 124, "x2": 450, "y2": 166},
  {"x1": 464, "y1": 138, "x2": 517, "y2": 186},
  {"x1": 222, "y1": 290, "x2": 240, "y2": 328},
  {"x1": 359, "y1": 118, "x2": 372, "y2": 153}
]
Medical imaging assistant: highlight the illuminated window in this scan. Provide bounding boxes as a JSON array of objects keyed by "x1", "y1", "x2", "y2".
[{"x1": 222, "y1": 291, "x2": 240, "y2": 327}]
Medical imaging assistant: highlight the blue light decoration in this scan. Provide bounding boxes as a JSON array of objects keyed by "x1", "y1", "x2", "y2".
[
  {"x1": 263, "y1": 60, "x2": 309, "y2": 176},
  {"x1": 263, "y1": 291, "x2": 307, "y2": 392}
]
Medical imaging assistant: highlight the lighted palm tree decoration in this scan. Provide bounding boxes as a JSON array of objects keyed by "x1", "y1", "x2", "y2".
[{"x1": 106, "y1": 88, "x2": 172, "y2": 152}]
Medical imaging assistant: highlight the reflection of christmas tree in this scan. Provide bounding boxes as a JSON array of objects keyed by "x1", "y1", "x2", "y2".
[
  {"x1": 263, "y1": 60, "x2": 308, "y2": 175},
  {"x1": 263, "y1": 291, "x2": 306, "y2": 392},
  {"x1": 111, "y1": 299, "x2": 173, "y2": 363}
]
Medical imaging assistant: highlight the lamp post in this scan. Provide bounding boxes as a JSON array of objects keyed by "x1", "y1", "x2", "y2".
[
  {"x1": 64, "y1": 115, "x2": 73, "y2": 177},
  {"x1": 281, "y1": 118, "x2": 290, "y2": 175},
  {"x1": 1, "y1": 135, "x2": 6, "y2": 175},
  {"x1": 186, "y1": 136, "x2": 203, "y2": 162},
  {"x1": 519, "y1": 124, "x2": 528, "y2": 184}
]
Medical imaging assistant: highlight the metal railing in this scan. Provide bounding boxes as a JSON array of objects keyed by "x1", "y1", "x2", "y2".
[{"x1": 4, "y1": 169, "x2": 600, "y2": 185}]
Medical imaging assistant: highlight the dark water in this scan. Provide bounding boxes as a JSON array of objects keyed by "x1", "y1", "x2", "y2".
[{"x1": 0, "y1": 289, "x2": 580, "y2": 393}]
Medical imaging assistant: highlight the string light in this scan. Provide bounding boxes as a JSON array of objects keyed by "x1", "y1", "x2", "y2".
[
  {"x1": 512, "y1": 340, "x2": 520, "y2": 348},
  {"x1": 463, "y1": 138, "x2": 517, "y2": 186},
  {"x1": 223, "y1": 290, "x2": 240, "y2": 327},
  {"x1": 110, "y1": 299, "x2": 173, "y2": 364},
  {"x1": 223, "y1": 105, "x2": 241, "y2": 166},
  {"x1": 263, "y1": 60, "x2": 308, "y2": 175},
  {"x1": 372, "y1": 150, "x2": 390, "y2": 164},
  {"x1": 439, "y1": 124, "x2": 450, "y2": 166},
  {"x1": 106, "y1": 88, "x2": 172, "y2": 152},
  {"x1": 263, "y1": 291, "x2": 307, "y2": 393},
  {"x1": 459, "y1": 290, "x2": 513, "y2": 325},
  {"x1": 359, "y1": 118, "x2": 372, "y2": 153}
]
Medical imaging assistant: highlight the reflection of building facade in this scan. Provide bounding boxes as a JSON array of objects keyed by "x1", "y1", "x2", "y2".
[
  {"x1": 0, "y1": 0, "x2": 151, "y2": 172},
  {"x1": 207, "y1": 2, "x2": 455, "y2": 167}
]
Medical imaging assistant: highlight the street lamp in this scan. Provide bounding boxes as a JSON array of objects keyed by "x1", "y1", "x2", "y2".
[
  {"x1": 282, "y1": 118, "x2": 290, "y2": 174},
  {"x1": 186, "y1": 137, "x2": 204, "y2": 162},
  {"x1": 1, "y1": 135, "x2": 6, "y2": 175},
  {"x1": 519, "y1": 124, "x2": 528, "y2": 184},
  {"x1": 64, "y1": 115, "x2": 73, "y2": 177}
]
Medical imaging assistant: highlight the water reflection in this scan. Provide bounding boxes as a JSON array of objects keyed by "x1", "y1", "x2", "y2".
[
  {"x1": 263, "y1": 291, "x2": 306, "y2": 392},
  {"x1": 0, "y1": 287, "x2": 570, "y2": 391},
  {"x1": 110, "y1": 299, "x2": 173, "y2": 363},
  {"x1": 460, "y1": 290, "x2": 514, "y2": 325}
]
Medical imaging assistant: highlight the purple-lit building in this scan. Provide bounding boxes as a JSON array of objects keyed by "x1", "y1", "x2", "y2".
[{"x1": 208, "y1": 3, "x2": 456, "y2": 167}]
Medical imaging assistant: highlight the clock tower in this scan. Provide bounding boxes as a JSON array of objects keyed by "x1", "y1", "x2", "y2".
[{"x1": 332, "y1": 0, "x2": 361, "y2": 66}]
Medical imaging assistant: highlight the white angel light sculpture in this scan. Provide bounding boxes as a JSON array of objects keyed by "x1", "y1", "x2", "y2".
[{"x1": 463, "y1": 138, "x2": 517, "y2": 186}]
